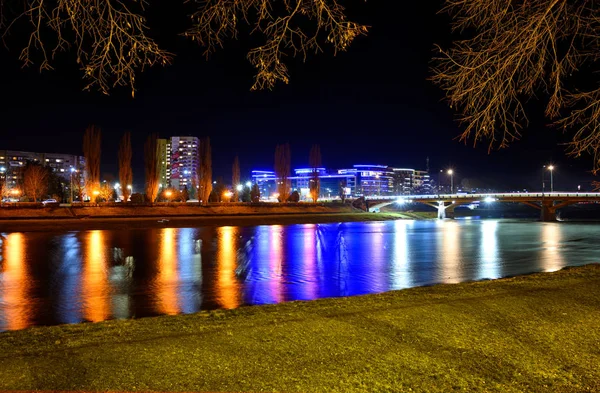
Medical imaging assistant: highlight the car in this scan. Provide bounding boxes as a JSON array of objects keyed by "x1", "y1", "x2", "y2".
[{"x1": 41, "y1": 199, "x2": 58, "y2": 205}]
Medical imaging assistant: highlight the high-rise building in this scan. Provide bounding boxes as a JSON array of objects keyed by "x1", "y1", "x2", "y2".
[{"x1": 166, "y1": 136, "x2": 199, "y2": 190}]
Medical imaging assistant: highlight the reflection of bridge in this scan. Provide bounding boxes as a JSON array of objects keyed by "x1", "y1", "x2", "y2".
[{"x1": 362, "y1": 192, "x2": 600, "y2": 221}]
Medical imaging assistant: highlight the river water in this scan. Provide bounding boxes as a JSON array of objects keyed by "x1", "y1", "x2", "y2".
[{"x1": 1, "y1": 219, "x2": 599, "y2": 332}]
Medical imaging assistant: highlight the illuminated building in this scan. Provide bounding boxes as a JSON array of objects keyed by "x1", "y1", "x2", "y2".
[
  {"x1": 0, "y1": 150, "x2": 85, "y2": 191},
  {"x1": 165, "y1": 136, "x2": 199, "y2": 191}
]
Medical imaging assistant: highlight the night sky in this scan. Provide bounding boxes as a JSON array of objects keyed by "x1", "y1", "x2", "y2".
[{"x1": 0, "y1": 0, "x2": 595, "y2": 191}]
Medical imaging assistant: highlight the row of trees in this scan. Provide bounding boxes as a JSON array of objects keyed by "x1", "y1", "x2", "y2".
[
  {"x1": 273, "y1": 143, "x2": 322, "y2": 203},
  {"x1": 2, "y1": 123, "x2": 326, "y2": 203}
]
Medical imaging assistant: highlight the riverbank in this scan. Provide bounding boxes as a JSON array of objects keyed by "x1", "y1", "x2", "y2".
[
  {"x1": 0, "y1": 204, "x2": 436, "y2": 232},
  {"x1": 1, "y1": 264, "x2": 599, "y2": 392}
]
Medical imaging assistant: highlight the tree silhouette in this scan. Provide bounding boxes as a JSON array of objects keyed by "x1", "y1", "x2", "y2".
[
  {"x1": 309, "y1": 144, "x2": 321, "y2": 203},
  {"x1": 433, "y1": 0, "x2": 600, "y2": 173},
  {"x1": 118, "y1": 132, "x2": 133, "y2": 202},
  {"x1": 0, "y1": 0, "x2": 366, "y2": 94},
  {"x1": 232, "y1": 156, "x2": 240, "y2": 202},
  {"x1": 274, "y1": 143, "x2": 291, "y2": 202},
  {"x1": 23, "y1": 162, "x2": 48, "y2": 202},
  {"x1": 144, "y1": 133, "x2": 160, "y2": 203},
  {"x1": 83, "y1": 125, "x2": 101, "y2": 198}
]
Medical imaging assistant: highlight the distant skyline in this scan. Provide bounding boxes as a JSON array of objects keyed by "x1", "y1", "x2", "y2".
[{"x1": 0, "y1": 1, "x2": 596, "y2": 191}]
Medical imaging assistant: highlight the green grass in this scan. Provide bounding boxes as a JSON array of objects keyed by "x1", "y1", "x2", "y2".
[{"x1": 2, "y1": 265, "x2": 600, "y2": 392}]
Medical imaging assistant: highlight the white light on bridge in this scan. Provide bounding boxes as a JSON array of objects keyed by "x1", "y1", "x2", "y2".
[
  {"x1": 396, "y1": 198, "x2": 406, "y2": 205},
  {"x1": 484, "y1": 196, "x2": 496, "y2": 203}
]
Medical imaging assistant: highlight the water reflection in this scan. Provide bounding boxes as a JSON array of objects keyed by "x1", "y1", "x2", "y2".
[
  {"x1": 82, "y1": 231, "x2": 111, "y2": 322},
  {"x1": 478, "y1": 221, "x2": 500, "y2": 280},
  {"x1": 0, "y1": 233, "x2": 30, "y2": 330},
  {"x1": 2, "y1": 220, "x2": 600, "y2": 332},
  {"x1": 216, "y1": 226, "x2": 240, "y2": 309},
  {"x1": 541, "y1": 223, "x2": 564, "y2": 272},
  {"x1": 441, "y1": 221, "x2": 461, "y2": 284},
  {"x1": 245, "y1": 226, "x2": 284, "y2": 305},
  {"x1": 155, "y1": 227, "x2": 179, "y2": 315},
  {"x1": 57, "y1": 234, "x2": 83, "y2": 324},
  {"x1": 391, "y1": 220, "x2": 411, "y2": 290}
]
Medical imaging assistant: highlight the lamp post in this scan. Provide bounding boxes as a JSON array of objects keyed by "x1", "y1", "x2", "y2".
[
  {"x1": 447, "y1": 169, "x2": 454, "y2": 194},
  {"x1": 70, "y1": 168, "x2": 76, "y2": 203},
  {"x1": 548, "y1": 165, "x2": 555, "y2": 192}
]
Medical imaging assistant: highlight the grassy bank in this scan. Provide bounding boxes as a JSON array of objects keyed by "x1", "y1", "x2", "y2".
[
  {"x1": 0, "y1": 211, "x2": 436, "y2": 232},
  {"x1": 2, "y1": 265, "x2": 600, "y2": 392}
]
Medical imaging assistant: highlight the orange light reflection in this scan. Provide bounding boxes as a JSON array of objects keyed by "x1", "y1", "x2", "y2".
[
  {"x1": 2, "y1": 233, "x2": 30, "y2": 330},
  {"x1": 82, "y1": 230, "x2": 110, "y2": 322},
  {"x1": 155, "y1": 228, "x2": 179, "y2": 315},
  {"x1": 216, "y1": 226, "x2": 240, "y2": 309}
]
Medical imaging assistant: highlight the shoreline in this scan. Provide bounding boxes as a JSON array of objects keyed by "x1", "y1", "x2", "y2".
[
  {"x1": 1, "y1": 264, "x2": 599, "y2": 392},
  {"x1": 0, "y1": 211, "x2": 436, "y2": 232}
]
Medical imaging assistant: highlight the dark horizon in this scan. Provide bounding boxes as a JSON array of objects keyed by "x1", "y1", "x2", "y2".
[{"x1": 0, "y1": 0, "x2": 596, "y2": 192}]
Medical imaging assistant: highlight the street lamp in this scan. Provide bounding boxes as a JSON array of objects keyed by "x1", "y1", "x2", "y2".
[
  {"x1": 70, "y1": 168, "x2": 77, "y2": 203},
  {"x1": 236, "y1": 184, "x2": 243, "y2": 192},
  {"x1": 548, "y1": 165, "x2": 555, "y2": 192},
  {"x1": 245, "y1": 181, "x2": 252, "y2": 188},
  {"x1": 165, "y1": 190, "x2": 172, "y2": 202},
  {"x1": 447, "y1": 169, "x2": 454, "y2": 194}
]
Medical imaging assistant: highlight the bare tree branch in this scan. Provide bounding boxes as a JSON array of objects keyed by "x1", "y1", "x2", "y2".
[
  {"x1": 432, "y1": 0, "x2": 600, "y2": 173},
  {"x1": 185, "y1": 0, "x2": 368, "y2": 90},
  {"x1": 3, "y1": 0, "x2": 172, "y2": 96}
]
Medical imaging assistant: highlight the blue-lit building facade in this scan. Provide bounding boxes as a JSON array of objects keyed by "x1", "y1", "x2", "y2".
[{"x1": 252, "y1": 164, "x2": 431, "y2": 201}]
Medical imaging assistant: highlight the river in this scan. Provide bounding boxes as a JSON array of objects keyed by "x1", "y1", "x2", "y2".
[{"x1": 1, "y1": 219, "x2": 599, "y2": 332}]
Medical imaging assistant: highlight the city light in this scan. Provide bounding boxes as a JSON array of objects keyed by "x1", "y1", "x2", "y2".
[
  {"x1": 245, "y1": 181, "x2": 252, "y2": 188},
  {"x1": 236, "y1": 184, "x2": 243, "y2": 192},
  {"x1": 484, "y1": 196, "x2": 496, "y2": 203},
  {"x1": 10, "y1": 189, "x2": 20, "y2": 196},
  {"x1": 114, "y1": 183, "x2": 120, "y2": 189},
  {"x1": 396, "y1": 198, "x2": 406, "y2": 205},
  {"x1": 93, "y1": 190, "x2": 100, "y2": 196}
]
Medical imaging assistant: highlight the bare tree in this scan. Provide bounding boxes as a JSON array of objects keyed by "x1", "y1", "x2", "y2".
[
  {"x1": 144, "y1": 133, "x2": 160, "y2": 203},
  {"x1": 309, "y1": 144, "x2": 321, "y2": 203},
  {"x1": 274, "y1": 143, "x2": 291, "y2": 202},
  {"x1": 1, "y1": 1, "x2": 365, "y2": 94},
  {"x1": 0, "y1": 178, "x2": 8, "y2": 200},
  {"x1": 118, "y1": 132, "x2": 133, "y2": 202},
  {"x1": 432, "y1": 0, "x2": 600, "y2": 173},
  {"x1": 83, "y1": 125, "x2": 101, "y2": 197},
  {"x1": 23, "y1": 163, "x2": 48, "y2": 202},
  {"x1": 199, "y1": 137, "x2": 213, "y2": 205},
  {"x1": 98, "y1": 182, "x2": 114, "y2": 202},
  {"x1": 232, "y1": 155, "x2": 240, "y2": 202}
]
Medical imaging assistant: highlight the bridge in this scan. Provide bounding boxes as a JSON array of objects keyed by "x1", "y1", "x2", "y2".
[{"x1": 361, "y1": 192, "x2": 600, "y2": 221}]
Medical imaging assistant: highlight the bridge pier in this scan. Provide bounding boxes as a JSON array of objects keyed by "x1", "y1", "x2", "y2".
[
  {"x1": 540, "y1": 202, "x2": 557, "y2": 222},
  {"x1": 436, "y1": 202, "x2": 455, "y2": 219}
]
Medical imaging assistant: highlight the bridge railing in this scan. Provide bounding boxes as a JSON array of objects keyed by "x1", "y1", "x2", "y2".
[{"x1": 363, "y1": 192, "x2": 600, "y2": 201}]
